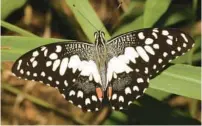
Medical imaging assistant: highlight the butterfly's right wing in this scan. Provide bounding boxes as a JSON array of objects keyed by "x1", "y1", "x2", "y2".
[
  {"x1": 12, "y1": 41, "x2": 102, "y2": 112},
  {"x1": 106, "y1": 28, "x2": 194, "y2": 110}
]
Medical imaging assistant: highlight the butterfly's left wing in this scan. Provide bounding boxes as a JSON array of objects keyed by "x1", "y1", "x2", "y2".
[
  {"x1": 106, "y1": 28, "x2": 194, "y2": 110},
  {"x1": 12, "y1": 42, "x2": 102, "y2": 112}
]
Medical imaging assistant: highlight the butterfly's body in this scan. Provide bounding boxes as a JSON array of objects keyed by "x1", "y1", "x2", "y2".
[
  {"x1": 12, "y1": 28, "x2": 194, "y2": 112},
  {"x1": 94, "y1": 31, "x2": 108, "y2": 91}
]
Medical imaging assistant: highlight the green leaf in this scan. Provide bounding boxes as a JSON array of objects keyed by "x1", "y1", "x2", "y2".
[
  {"x1": 1, "y1": 20, "x2": 38, "y2": 37},
  {"x1": 145, "y1": 88, "x2": 171, "y2": 101},
  {"x1": 112, "y1": 16, "x2": 143, "y2": 37},
  {"x1": 65, "y1": 0, "x2": 110, "y2": 41},
  {"x1": 1, "y1": 0, "x2": 27, "y2": 20},
  {"x1": 119, "y1": 0, "x2": 145, "y2": 23},
  {"x1": 1, "y1": 36, "x2": 67, "y2": 61},
  {"x1": 164, "y1": 8, "x2": 192, "y2": 26},
  {"x1": 150, "y1": 64, "x2": 201, "y2": 100},
  {"x1": 143, "y1": 0, "x2": 171, "y2": 28}
]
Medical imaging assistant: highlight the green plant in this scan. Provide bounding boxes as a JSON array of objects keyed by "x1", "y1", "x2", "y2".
[{"x1": 1, "y1": 0, "x2": 201, "y2": 125}]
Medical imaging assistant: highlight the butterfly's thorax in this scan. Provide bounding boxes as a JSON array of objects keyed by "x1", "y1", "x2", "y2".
[{"x1": 94, "y1": 31, "x2": 108, "y2": 90}]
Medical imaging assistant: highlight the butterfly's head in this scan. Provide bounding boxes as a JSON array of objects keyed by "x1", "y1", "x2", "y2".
[{"x1": 94, "y1": 31, "x2": 106, "y2": 46}]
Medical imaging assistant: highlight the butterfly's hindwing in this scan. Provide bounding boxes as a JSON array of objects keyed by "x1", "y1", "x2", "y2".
[
  {"x1": 109, "y1": 72, "x2": 149, "y2": 110},
  {"x1": 12, "y1": 41, "x2": 102, "y2": 111},
  {"x1": 106, "y1": 28, "x2": 194, "y2": 110}
]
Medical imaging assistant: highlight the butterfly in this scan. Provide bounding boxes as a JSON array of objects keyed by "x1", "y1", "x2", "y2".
[{"x1": 12, "y1": 28, "x2": 194, "y2": 112}]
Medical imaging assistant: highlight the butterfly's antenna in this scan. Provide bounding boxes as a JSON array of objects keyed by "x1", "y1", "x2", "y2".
[
  {"x1": 100, "y1": 1, "x2": 122, "y2": 31},
  {"x1": 73, "y1": 4, "x2": 98, "y2": 31}
]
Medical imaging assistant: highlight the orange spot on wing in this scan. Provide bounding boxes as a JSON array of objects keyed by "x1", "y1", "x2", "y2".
[
  {"x1": 107, "y1": 86, "x2": 112, "y2": 100},
  {"x1": 96, "y1": 87, "x2": 103, "y2": 101}
]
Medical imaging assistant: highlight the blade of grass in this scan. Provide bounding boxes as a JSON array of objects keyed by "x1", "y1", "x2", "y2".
[
  {"x1": 1, "y1": 36, "x2": 67, "y2": 61},
  {"x1": 1, "y1": 20, "x2": 38, "y2": 37},
  {"x1": 65, "y1": 0, "x2": 110, "y2": 41},
  {"x1": 164, "y1": 8, "x2": 192, "y2": 26},
  {"x1": 1, "y1": 83, "x2": 86, "y2": 124},
  {"x1": 150, "y1": 64, "x2": 201, "y2": 100},
  {"x1": 143, "y1": 0, "x2": 171, "y2": 28},
  {"x1": 1, "y1": 0, "x2": 27, "y2": 19},
  {"x1": 112, "y1": 16, "x2": 143, "y2": 37}
]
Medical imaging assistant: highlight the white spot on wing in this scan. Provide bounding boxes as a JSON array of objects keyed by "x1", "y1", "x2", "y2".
[
  {"x1": 20, "y1": 69, "x2": 24, "y2": 74},
  {"x1": 41, "y1": 46, "x2": 46, "y2": 51},
  {"x1": 168, "y1": 35, "x2": 173, "y2": 40},
  {"x1": 49, "y1": 53, "x2": 58, "y2": 60},
  {"x1": 125, "y1": 47, "x2": 139, "y2": 63},
  {"x1": 145, "y1": 38, "x2": 154, "y2": 44},
  {"x1": 136, "y1": 95, "x2": 141, "y2": 99},
  {"x1": 59, "y1": 58, "x2": 68, "y2": 76},
  {"x1": 68, "y1": 55, "x2": 80, "y2": 73},
  {"x1": 46, "y1": 61, "x2": 52, "y2": 67},
  {"x1": 119, "y1": 107, "x2": 123, "y2": 110},
  {"x1": 153, "y1": 44, "x2": 159, "y2": 49},
  {"x1": 119, "y1": 96, "x2": 124, "y2": 102},
  {"x1": 62, "y1": 94, "x2": 65, "y2": 98},
  {"x1": 153, "y1": 28, "x2": 159, "y2": 32},
  {"x1": 137, "y1": 78, "x2": 144, "y2": 83},
  {"x1": 163, "y1": 52, "x2": 168, "y2": 57},
  {"x1": 44, "y1": 49, "x2": 48, "y2": 57},
  {"x1": 77, "y1": 90, "x2": 83, "y2": 98},
  {"x1": 107, "y1": 57, "x2": 133, "y2": 83},
  {"x1": 17, "y1": 60, "x2": 22, "y2": 70},
  {"x1": 33, "y1": 73, "x2": 37, "y2": 77},
  {"x1": 125, "y1": 87, "x2": 132, "y2": 95},
  {"x1": 183, "y1": 43, "x2": 187, "y2": 47},
  {"x1": 128, "y1": 101, "x2": 132, "y2": 105},
  {"x1": 26, "y1": 71, "x2": 30, "y2": 76},
  {"x1": 144, "y1": 45, "x2": 155, "y2": 55},
  {"x1": 69, "y1": 90, "x2": 75, "y2": 96},
  {"x1": 56, "y1": 45, "x2": 62, "y2": 52},
  {"x1": 92, "y1": 95, "x2": 97, "y2": 101},
  {"x1": 48, "y1": 76, "x2": 52, "y2": 81},
  {"x1": 136, "y1": 46, "x2": 149, "y2": 62},
  {"x1": 181, "y1": 33, "x2": 188, "y2": 42},
  {"x1": 152, "y1": 32, "x2": 158, "y2": 39},
  {"x1": 162, "y1": 30, "x2": 169, "y2": 35},
  {"x1": 158, "y1": 58, "x2": 163, "y2": 64},
  {"x1": 52, "y1": 59, "x2": 61, "y2": 71},
  {"x1": 153, "y1": 65, "x2": 157, "y2": 69},
  {"x1": 41, "y1": 71, "x2": 45, "y2": 77},
  {"x1": 171, "y1": 51, "x2": 176, "y2": 55},
  {"x1": 78, "y1": 105, "x2": 82, "y2": 108},
  {"x1": 64, "y1": 80, "x2": 68, "y2": 87},
  {"x1": 33, "y1": 51, "x2": 39, "y2": 57},
  {"x1": 138, "y1": 32, "x2": 145, "y2": 39},
  {"x1": 85, "y1": 98, "x2": 91, "y2": 105},
  {"x1": 166, "y1": 39, "x2": 173, "y2": 45},
  {"x1": 32, "y1": 61, "x2": 38, "y2": 68},
  {"x1": 30, "y1": 57, "x2": 35, "y2": 62},
  {"x1": 177, "y1": 47, "x2": 181, "y2": 51},
  {"x1": 112, "y1": 94, "x2": 117, "y2": 100},
  {"x1": 144, "y1": 67, "x2": 148, "y2": 74}
]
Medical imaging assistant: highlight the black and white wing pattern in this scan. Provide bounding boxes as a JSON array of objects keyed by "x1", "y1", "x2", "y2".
[
  {"x1": 12, "y1": 41, "x2": 102, "y2": 112},
  {"x1": 106, "y1": 28, "x2": 195, "y2": 110}
]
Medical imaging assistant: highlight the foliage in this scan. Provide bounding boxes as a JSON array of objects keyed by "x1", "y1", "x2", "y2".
[{"x1": 1, "y1": 0, "x2": 201, "y2": 125}]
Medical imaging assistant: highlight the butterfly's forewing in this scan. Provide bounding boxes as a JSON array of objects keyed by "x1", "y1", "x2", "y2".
[
  {"x1": 12, "y1": 41, "x2": 102, "y2": 112},
  {"x1": 106, "y1": 28, "x2": 194, "y2": 110}
]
